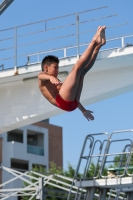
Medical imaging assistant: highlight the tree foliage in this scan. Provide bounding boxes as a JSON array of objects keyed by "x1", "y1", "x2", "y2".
[
  {"x1": 111, "y1": 153, "x2": 133, "y2": 175},
  {"x1": 22, "y1": 162, "x2": 79, "y2": 200},
  {"x1": 22, "y1": 162, "x2": 108, "y2": 200}
]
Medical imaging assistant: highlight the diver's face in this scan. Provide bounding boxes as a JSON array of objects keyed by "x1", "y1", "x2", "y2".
[{"x1": 45, "y1": 62, "x2": 59, "y2": 77}]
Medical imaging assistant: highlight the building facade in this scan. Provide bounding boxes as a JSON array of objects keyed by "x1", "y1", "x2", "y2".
[{"x1": 0, "y1": 121, "x2": 63, "y2": 200}]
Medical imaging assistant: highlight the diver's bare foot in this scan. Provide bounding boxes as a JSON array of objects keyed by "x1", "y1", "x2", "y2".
[
  {"x1": 101, "y1": 27, "x2": 106, "y2": 46},
  {"x1": 92, "y1": 26, "x2": 102, "y2": 45},
  {"x1": 92, "y1": 26, "x2": 106, "y2": 45}
]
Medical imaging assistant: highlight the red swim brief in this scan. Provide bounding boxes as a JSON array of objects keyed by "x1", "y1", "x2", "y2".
[{"x1": 56, "y1": 94, "x2": 78, "y2": 112}]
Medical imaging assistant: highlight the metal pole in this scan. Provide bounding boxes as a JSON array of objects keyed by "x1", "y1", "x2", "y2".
[
  {"x1": 98, "y1": 188, "x2": 107, "y2": 200},
  {"x1": 100, "y1": 136, "x2": 111, "y2": 177},
  {"x1": 36, "y1": 177, "x2": 44, "y2": 200},
  {"x1": 76, "y1": 14, "x2": 80, "y2": 60},
  {"x1": 127, "y1": 192, "x2": 133, "y2": 200},
  {"x1": 45, "y1": 21, "x2": 47, "y2": 31},
  {"x1": 14, "y1": 27, "x2": 17, "y2": 72},
  {"x1": 64, "y1": 48, "x2": 66, "y2": 57},
  {"x1": 86, "y1": 188, "x2": 96, "y2": 200},
  {"x1": 121, "y1": 37, "x2": 124, "y2": 47}
]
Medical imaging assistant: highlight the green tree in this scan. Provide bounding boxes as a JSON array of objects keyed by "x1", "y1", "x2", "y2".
[{"x1": 111, "y1": 153, "x2": 133, "y2": 175}]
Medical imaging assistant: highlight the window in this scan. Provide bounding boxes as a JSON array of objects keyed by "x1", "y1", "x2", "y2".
[
  {"x1": 11, "y1": 158, "x2": 28, "y2": 172},
  {"x1": 17, "y1": 196, "x2": 23, "y2": 200},
  {"x1": 27, "y1": 130, "x2": 44, "y2": 147},
  {"x1": 41, "y1": 118, "x2": 49, "y2": 123},
  {"x1": 27, "y1": 130, "x2": 44, "y2": 156},
  {"x1": 7, "y1": 129, "x2": 23, "y2": 143}
]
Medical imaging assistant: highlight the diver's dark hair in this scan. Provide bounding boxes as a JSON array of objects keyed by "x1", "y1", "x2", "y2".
[{"x1": 41, "y1": 55, "x2": 59, "y2": 71}]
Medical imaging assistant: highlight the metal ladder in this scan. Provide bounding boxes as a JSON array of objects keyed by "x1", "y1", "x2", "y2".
[{"x1": 67, "y1": 129, "x2": 133, "y2": 200}]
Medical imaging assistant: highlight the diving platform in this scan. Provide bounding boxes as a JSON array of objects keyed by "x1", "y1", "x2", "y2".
[
  {"x1": 74, "y1": 175, "x2": 133, "y2": 200},
  {"x1": 75, "y1": 176, "x2": 133, "y2": 189},
  {"x1": 0, "y1": 44, "x2": 133, "y2": 134}
]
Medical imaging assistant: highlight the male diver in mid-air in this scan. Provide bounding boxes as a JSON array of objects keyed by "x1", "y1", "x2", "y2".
[{"x1": 38, "y1": 26, "x2": 106, "y2": 121}]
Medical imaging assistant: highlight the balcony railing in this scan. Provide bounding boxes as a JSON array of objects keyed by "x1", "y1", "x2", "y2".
[
  {"x1": 27, "y1": 145, "x2": 44, "y2": 156},
  {"x1": 0, "y1": 6, "x2": 132, "y2": 71}
]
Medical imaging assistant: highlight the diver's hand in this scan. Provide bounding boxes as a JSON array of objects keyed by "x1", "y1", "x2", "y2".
[
  {"x1": 83, "y1": 110, "x2": 94, "y2": 121},
  {"x1": 50, "y1": 76, "x2": 62, "y2": 85}
]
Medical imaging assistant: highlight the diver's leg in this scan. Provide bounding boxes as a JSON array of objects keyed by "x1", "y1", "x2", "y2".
[{"x1": 59, "y1": 26, "x2": 106, "y2": 101}]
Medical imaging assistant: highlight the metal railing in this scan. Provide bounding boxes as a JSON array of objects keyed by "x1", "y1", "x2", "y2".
[
  {"x1": 0, "y1": 166, "x2": 86, "y2": 200},
  {"x1": 0, "y1": 6, "x2": 132, "y2": 72},
  {"x1": 27, "y1": 33, "x2": 133, "y2": 66},
  {"x1": 74, "y1": 129, "x2": 133, "y2": 180},
  {"x1": 67, "y1": 129, "x2": 133, "y2": 200}
]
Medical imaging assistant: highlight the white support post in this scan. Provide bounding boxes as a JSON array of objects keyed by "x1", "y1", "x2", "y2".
[
  {"x1": 86, "y1": 188, "x2": 96, "y2": 200},
  {"x1": 64, "y1": 48, "x2": 66, "y2": 58},
  {"x1": 38, "y1": 54, "x2": 40, "y2": 63},
  {"x1": 126, "y1": 192, "x2": 133, "y2": 200},
  {"x1": 98, "y1": 188, "x2": 107, "y2": 200},
  {"x1": 121, "y1": 37, "x2": 125, "y2": 48},
  {"x1": 36, "y1": 177, "x2": 44, "y2": 200},
  {"x1": 14, "y1": 27, "x2": 17, "y2": 73}
]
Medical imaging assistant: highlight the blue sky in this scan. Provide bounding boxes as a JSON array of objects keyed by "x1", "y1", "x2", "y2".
[{"x1": 0, "y1": 0, "x2": 133, "y2": 170}]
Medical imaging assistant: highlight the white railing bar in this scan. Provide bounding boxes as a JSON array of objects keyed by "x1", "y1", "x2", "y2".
[
  {"x1": 31, "y1": 171, "x2": 86, "y2": 194},
  {"x1": 0, "y1": 167, "x2": 41, "y2": 199},
  {"x1": 0, "y1": 34, "x2": 133, "y2": 63},
  {"x1": 27, "y1": 33, "x2": 133, "y2": 57},
  {"x1": 83, "y1": 151, "x2": 133, "y2": 158},
  {"x1": 79, "y1": 23, "x2": 128, "y2": 36},
  {"x1": 2, "y1": 166, "x2": 39, "y2": 183},
  {"x1": 0, "y1": 32, "x2": 133, "y2": 57},
  {"x1": 26, "y1": 55, "x2": 77, "y2": 66},
  {"x1": 0, "y1": 188, "x2": 36, "y2": 192},
  {"x1": 31, "y1": 171, "x2": 81, "y2": 191},
  {"x1": 106, "y1": 34, "x2": 133, "y2": 42},
  {"x1": 28, "y1": 48, "x2": 67, "y2": 57},
  {"x1": 0, "y1": 14, "x2": 118, "y2": 44},
  {"x1": 99, "y1": 47, "x2": 119, "y2": 52},
  {"x1": 0, "y1": 171, "x2": 29, "y2": 188},
  {"x1": 1, "y1": 31, "x2": 133, "y2": 55}
]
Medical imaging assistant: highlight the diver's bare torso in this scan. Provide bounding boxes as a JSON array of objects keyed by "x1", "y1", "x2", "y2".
[{"x1": 38, "y1": 78, "x2": 62, "y2": 106}]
